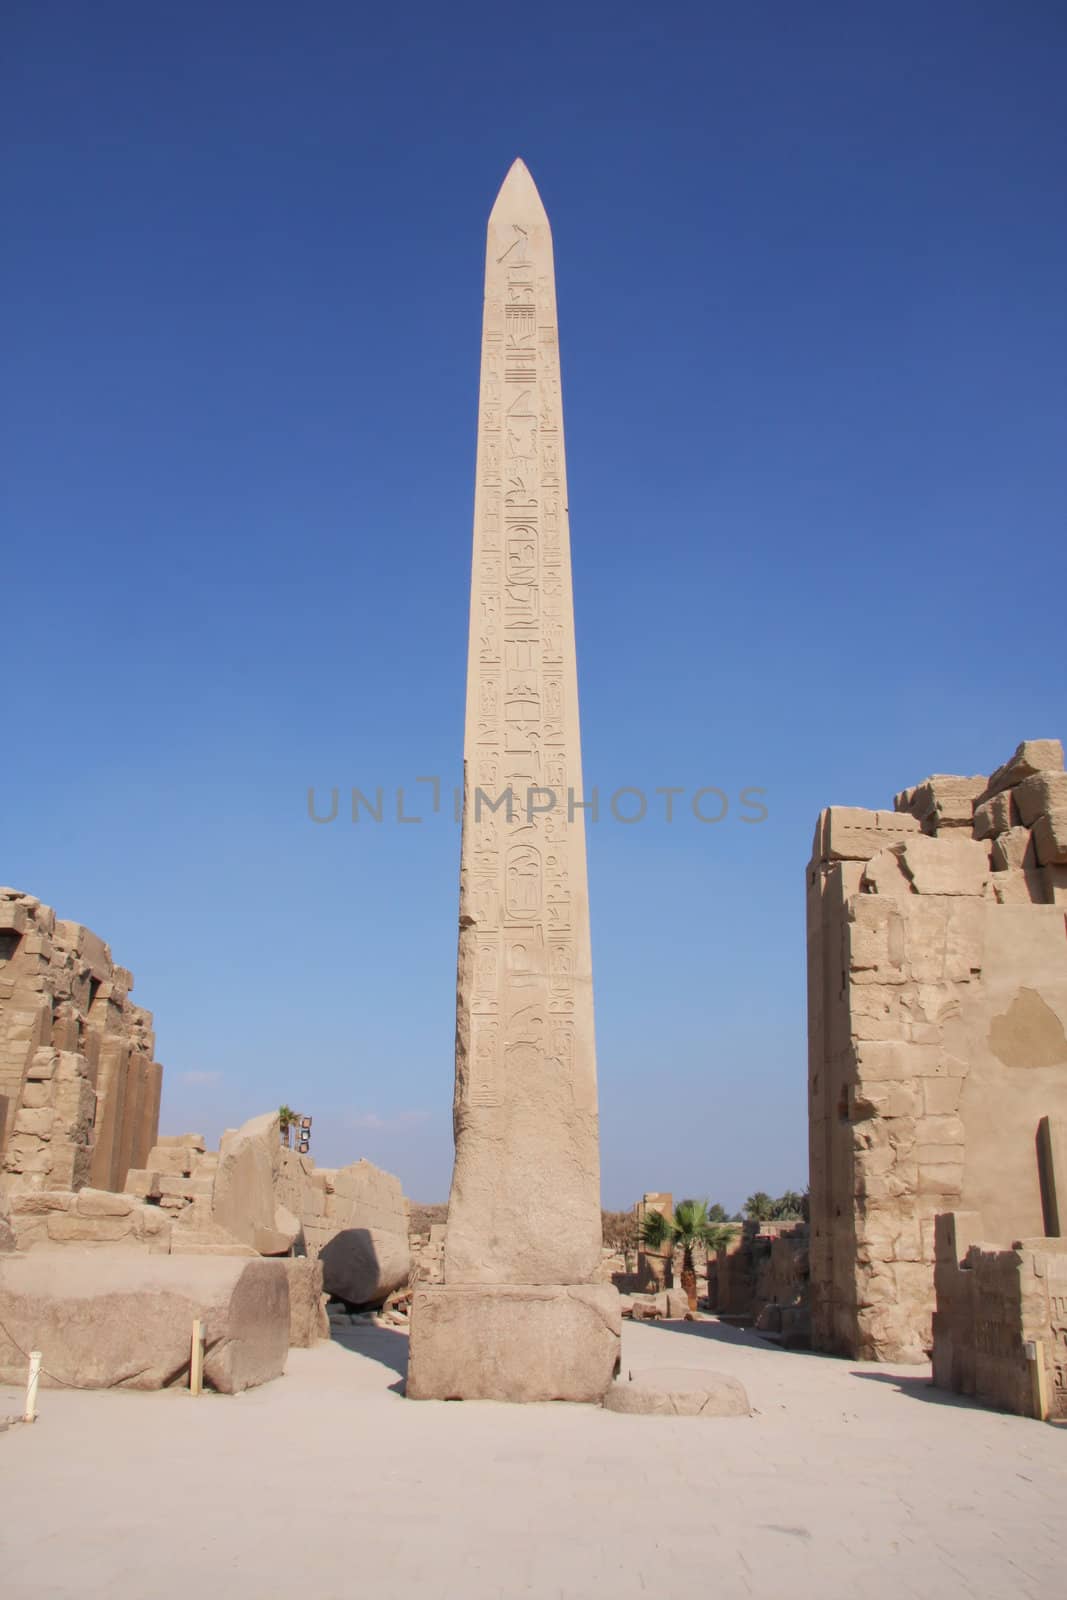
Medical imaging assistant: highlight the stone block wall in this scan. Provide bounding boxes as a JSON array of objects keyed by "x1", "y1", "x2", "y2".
[
  {"x1": 5, "y1": 1112, "x2": 410, "y2": 1313},
  {"x1": 808, "y1": 739, "x2": 1067, "y2": 1362},
  {"x1": 0, "y1": 886, "x2": 162, "y2": 1197},
  {"x1": 707, "y1": 1220, "x2": 808, "y2": 1328},
  {"x1": 932, "y1": 1212, "x2": 1067, "y2": 1419}
]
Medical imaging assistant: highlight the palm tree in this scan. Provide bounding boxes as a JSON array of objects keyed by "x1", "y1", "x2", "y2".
[
  {"x1": 770, "y1": 1190, "x2": 805, "y2": 1221},
  {"x1": 743, "y1": 1191, "x2": 775, "y2": 1222},
  {"x1": 705, "y1": 1222, "x2": 740, "y2": 1255},
  {"x1": 639, "y1": 1197, "x2": 722, "y2": 1312},
  {"x1": 278, "y1": 1105, "x2": 300, "y2": 1149}
]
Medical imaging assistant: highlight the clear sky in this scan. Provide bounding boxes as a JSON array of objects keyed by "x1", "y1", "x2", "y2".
[{"x1": 3, "y1": 3, "x2": 1064, "y2": 1209}]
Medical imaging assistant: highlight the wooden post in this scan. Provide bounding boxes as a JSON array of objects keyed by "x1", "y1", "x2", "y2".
[
  {"x1": 190, "y1": 1319, "x2": 204, "y2": 1397},
  {"x1": 1025, "y1": 1339, "x2": 1050, "y2": 1421},
  {"x1": 24, "y1": 1350, "x2": 42, "y2": 1423}
]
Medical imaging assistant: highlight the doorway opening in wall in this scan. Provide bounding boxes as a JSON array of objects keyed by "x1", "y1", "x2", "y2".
[{"x1": 0, "y1": 930, "x2": 21, "y2": 963}]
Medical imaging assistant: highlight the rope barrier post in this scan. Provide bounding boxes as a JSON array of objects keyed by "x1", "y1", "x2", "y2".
[
  {"x1": 24, "y1": 1350, "x2": 42, "y2": 1423},
  {"x1": 189, "y1": 1319, "x2": 205, "y2": 1397}
]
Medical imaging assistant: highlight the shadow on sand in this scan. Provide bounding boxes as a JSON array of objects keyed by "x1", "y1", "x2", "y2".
[
  {"x1": 330, "y1": 1323, "x2": 410, "y2": 1381},
  {"x1": 640, "y1": 1315, "x2": 837, "y2": 1360},
  {"x1": 846, "y1": 1368, "x2": 983, "y2": 1410}
]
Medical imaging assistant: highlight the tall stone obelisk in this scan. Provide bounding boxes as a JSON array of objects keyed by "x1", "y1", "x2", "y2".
[{"x1": 407, "y1": 159, "x2": 620, "y2": 1403}]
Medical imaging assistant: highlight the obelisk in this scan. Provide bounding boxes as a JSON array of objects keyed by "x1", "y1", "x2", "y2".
[{"x1": 407, "y1": 159, "x2": 620, "y2": 1403}]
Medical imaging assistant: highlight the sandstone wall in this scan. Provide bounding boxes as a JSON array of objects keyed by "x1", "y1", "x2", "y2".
[
  {"x1": 932, "y1": 1213, "x2": 1067, "y2": 1419},
  {"x1": 0, "y1": 887, "x2": 162, "y2": 1197},
  {"x1": 5, "y1": 1111, "x2": 410, "y2": 1312},
  {"x1": 707, "y1": 1221, "x2": 807, "y2": 1328},
  {"x1": 808, "y1": 739, "x2": 1067, "y2": 1362}
]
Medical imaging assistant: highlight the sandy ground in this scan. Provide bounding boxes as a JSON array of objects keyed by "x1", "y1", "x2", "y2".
[{"x1": 1, "y1": 1314, "x2": 1065, "y2": 1600}]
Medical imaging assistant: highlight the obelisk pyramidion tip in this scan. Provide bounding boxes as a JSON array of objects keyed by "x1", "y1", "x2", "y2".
[{"x1": 489, "y1": 158, "x2": 548, "y2": 223}]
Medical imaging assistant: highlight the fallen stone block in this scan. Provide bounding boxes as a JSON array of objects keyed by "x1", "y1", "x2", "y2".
[
  {"x1": 47, "y1": 1212, "x2": 135, "y2": 1244},
  {"x1": 0, "y1": 1252, "x2": 289, "y2": 1391},
  {"x1": 407, "y1": 1283, "x2": 621, "y2": 1402},
  {"x1": 211, "y1": 1112, "x2": 279, "y2": 1250},
  {"x1": 320, "y1": 1224, "x2": 411, "y2": 1307},
  {"x1": 282, "y1": 1256, "x2": 328, "y2": 1347},
  {"x1": 147, "y1": 1147, "x2": 198, "y2": 1178},
  {"x1": 604, "y1": 1367, "x2": 750, "y2": 1417},
  {"x1": 75, "y1": 1189, "x2": 134, "y2": 1218},
  {"x1": 157, "y1": 1173, "x2": 213, "y2": 1201}
]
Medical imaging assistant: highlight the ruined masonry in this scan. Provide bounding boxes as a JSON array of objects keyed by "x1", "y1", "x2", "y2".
[
  {"x1": 0, "y1": 886, "x2": 411, "y2": 1392},
  {"x1": 0, "y1": 886, "x2": 161, "y2": 1196},
  {"x1": 407, "y1": 160, "x2": 620, "y2": 1402},
  {"x1": 808, "y1": 737, "x2": 1067, "y2": 1366}
]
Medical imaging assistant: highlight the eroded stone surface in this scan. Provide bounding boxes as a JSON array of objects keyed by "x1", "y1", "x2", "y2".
[
  {"x1": 604, "y1": 1366, "x2": 750, "y2": 1417},
  {"x1": 808, "y1": 735, "x2": 1067, "y2": 1363},
  {"x1": 0, "y1": 889, "x2": 162, "y2": 1197},
  {"x1": 407, "y1": 1283, "x2": 620, "y2": 1402},
  {"x1": 410, "y1": 162, "x2": 618, "y2": 1401},
  {"x1": 0, "y1": 1251, "x2": 289, "y2": 1391},
  {"x1": 443, "y1": 159, "x2": 602, "y2": 1289}
]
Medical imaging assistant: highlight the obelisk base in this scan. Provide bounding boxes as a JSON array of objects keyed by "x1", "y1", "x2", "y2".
[{"x1": 406, "y1": 1283, "x2": 621, "y2": 1403}]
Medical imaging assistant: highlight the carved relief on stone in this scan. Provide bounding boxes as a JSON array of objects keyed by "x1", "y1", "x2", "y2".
[
  {"x1": 469, "y1": 1015, "x2": 501, "y2": 1108},
  {"x1": 505, "y1": 844, "x2": 541, "y2": 920}
]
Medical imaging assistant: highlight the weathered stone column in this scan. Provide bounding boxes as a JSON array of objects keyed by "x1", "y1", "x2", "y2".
[{"x1": 407, "y1": 159, "x2": 620, "y2": 1402}]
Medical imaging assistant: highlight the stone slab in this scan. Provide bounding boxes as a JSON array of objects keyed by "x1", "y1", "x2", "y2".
[
  {"x1": 282, "y1": 1256, "x2": 329, "y2": 1347},
  {"x1": 406, "y1": 1283, "x2": 620, "y2": 1402},
  {"x1": 604, "y1": 1366, "x2": 750, "y2": 1416},
  {"x1": 0, "y1": 1251, "x2": 289, "y2": 1391}
]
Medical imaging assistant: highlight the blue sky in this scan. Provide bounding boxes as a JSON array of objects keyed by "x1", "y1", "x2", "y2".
[{"x1": 3, "y1": 3, "x2": 1064, "y2": 1208}]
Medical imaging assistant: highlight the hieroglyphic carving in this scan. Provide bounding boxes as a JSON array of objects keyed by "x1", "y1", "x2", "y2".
[
  {"x1": 469, "y1": 1015, "x2": 500, "y2": 1108},
  {"x1": 459, "y1": 160, "x2": 590, "y2": 1124}
]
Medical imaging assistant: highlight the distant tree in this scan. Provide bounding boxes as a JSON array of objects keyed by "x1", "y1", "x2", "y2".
[
  {"x1": 640, "y1": 1198, "x2": 722, "y2": 1312},
  {"x1": 770, "y1": 1190, "x2": 805, "y2": 1221},
  {"x1": 743, "y1": 1191, "x2": 775, "y2": 1222},
  {"x1": 278, "y1": 1105, "x2": 300, "y2": 1149},
  {"x1": 706, "y1": 1202, "x2": 728, "y2": 1223},
  {"x1": 601, "y1": 1209, "x2": 638, "y2": 1253},
  {"x1": 705, "y1": 1223, "x2": 740, "y2": 1255}
]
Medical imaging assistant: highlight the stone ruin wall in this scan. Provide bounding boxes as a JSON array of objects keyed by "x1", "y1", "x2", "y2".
[
  {"x1": 708, "y1": 1220, "x2": 810, "y2": 1339},
  {"x1": 933, "y1": 1211, "x2": 1067, "y2": 1419},
  {"x1": 0, "y1": 886, "x2": 162, "y2": 1198},
  {"x1": 0, "y1": 885, "x2": 415, "y2": 1389},
  {"x1": 808, "y1": 738, "x2": 1067, "y2": 1362},
  {"x1": 5, "y1": 1112, "x2": 410, "y2": 1303}
]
